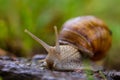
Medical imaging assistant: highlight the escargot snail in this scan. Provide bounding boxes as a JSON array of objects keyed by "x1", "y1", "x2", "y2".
[{"x1": 25, "y1": 16, "x2": 112, "y2": 70}]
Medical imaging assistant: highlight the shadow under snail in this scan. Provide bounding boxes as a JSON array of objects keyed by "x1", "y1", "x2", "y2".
[{"x1": 25, "y1": 16, "x2": 112, "y2": 71}]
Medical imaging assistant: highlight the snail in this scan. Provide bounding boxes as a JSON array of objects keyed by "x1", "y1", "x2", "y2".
[{"x1": 25, "y1": 16, "x2": 112, "y2": 71}]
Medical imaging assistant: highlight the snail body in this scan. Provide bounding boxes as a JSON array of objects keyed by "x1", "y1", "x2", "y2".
[{"x1": 25, "y1": 16, "x2": 112, "y2": 70}]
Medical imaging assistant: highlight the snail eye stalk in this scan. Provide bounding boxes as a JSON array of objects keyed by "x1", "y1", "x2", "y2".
[
  {"x1": 54, "y1": 26, "x2": 60, "y2": 54},
  {"x1": 24, "y1": 29, "x2": 52, "y2": 52}
]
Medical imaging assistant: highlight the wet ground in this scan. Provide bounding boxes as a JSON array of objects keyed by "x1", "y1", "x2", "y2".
[{"x1": 0, "y1": 56, "x2": 119, "y2": 80}]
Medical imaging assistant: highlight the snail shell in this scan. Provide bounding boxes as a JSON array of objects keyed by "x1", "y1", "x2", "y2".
[{"x1": 59, "y1": 16, "x2": 112, "y2": 61}]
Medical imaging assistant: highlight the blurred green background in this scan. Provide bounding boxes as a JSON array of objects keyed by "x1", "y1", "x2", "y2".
[{"x1": 0, "y1": 0, "x2": 120, "y2": 69}]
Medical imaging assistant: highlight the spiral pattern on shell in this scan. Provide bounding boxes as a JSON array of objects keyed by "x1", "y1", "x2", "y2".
[{"x1": 59, "y1": 16, "x2": 112, "y2": 61}]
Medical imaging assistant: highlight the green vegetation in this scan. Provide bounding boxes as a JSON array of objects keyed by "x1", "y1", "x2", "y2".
[
  {"x1": 0, "y1": 77, "x2": 2, "y2": 80},
  {"x1": 0, "y1": 0, "x2": 120, "y2": 69}
]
